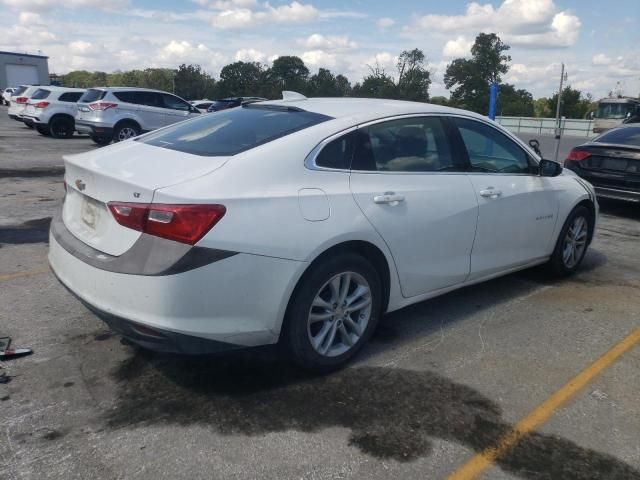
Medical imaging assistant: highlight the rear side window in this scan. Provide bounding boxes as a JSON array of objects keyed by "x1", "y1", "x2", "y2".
[
  {"x1": 113, "y1": 91, "x2": 135, "y2": 103},
  {"x1": 12, "y1": 86, "x2": 27, "y2": 96},
  {"x1": 59, "y1": 92, "x2": 83, "y2": 102},
  {"x1": 141, "y1": 104, "x2": 332, "y2": 156},
  {"x1": 80, "y1": 89, "x2": 107, "y2": 103},
  {"x1": 316, "y1": 131, "x2": 356, "y2": 169},
  {"x1": 595, "y1": 127, "x2": 640, "y2": 147},
  {"x1": 352, "y1": 116, "x2": 455, "y2": 172},
  {"x1": 30, "y1": 89, "x2": 51, "y2": 100}
]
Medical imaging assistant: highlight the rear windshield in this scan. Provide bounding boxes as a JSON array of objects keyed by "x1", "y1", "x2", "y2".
[
  {"x1": 30, "y1": 89, "x2": 51, "y2": 100},
  {"x1": 13, "y1": 86, "x2": 27, "y2": 96},
  {"x1": 79, "y1": 89, "x2": 107, "y2": 103},
  {"x1": 140, "y1": 104, "x2": 332, "y2": 156},
  {"x1": 595, "y1": 127, "x2": 640, "y2": 147}
]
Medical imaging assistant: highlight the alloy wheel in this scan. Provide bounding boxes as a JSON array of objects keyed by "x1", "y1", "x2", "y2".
[
  {"x1": 118, "y1": 127, "x2": 137, "y2": 141},
  {"x1": 307, "y1": 271, "x2": 372, "y2": 357},
  {"x1": 562, "y1": 215, "x2": 588, "y2": 269}
]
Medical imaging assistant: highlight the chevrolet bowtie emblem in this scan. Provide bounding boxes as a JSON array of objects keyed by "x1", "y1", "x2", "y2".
[{"x1": 75, "y1": 179, "x2": 86, "y2": 191}]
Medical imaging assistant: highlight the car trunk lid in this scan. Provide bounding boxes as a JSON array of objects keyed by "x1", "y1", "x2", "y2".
[
  {"x1": 577, "y1": 145, "x2": 640, "y2": 191},
  {"x1": 62, "y1": 141, "x2": 230, "y2": 256}
]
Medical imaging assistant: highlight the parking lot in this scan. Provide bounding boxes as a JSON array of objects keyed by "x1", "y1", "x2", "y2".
[{"x1": 1, "y1": 106, "x2": 639, "y2": 479}]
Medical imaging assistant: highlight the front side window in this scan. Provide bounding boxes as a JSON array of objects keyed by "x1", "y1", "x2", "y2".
[
  {"x1": 59, "y1": 92, "x2": 83, "y2": 102},
  {"x1": 352, "y1": 116, "x2": 455, "y2": 172},
  {"x1": 140, "y1": 104, "x2": 332, "y2": 156},
  {"x1": 162, "y1": 94, "x2": 190, "y2": 111},
  {"x1": 454, "y1": 117, "x2": 533, "y2": 174}
]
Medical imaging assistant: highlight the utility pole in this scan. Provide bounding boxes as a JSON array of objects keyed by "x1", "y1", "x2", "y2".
[{"x1": 553, "y1": 63, "x2": 567, "y2": 162}]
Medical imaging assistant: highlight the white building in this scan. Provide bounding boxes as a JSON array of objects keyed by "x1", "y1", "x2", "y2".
[{"x1": 0, "y1": 51, "x2": 50, "y2": 89}]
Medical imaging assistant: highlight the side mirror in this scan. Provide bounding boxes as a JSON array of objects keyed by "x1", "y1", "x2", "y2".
[
  {"x1": 528, "y1": 139, "x2": 542, "y2": 156},
  {"x1": 539, "y1": 159, "x2": 563, "y2": 177}
]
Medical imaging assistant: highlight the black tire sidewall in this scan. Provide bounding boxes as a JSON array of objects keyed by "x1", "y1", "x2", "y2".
[
  {"x1": 284, "y1": 253, "x2": 382, "y2": 371},
  {"x1": 50, "y1": 117, "x2": 73, "y2": 138},
  {"x1": 91, "y1": 136, "x2": 111, "y2": 145},
  {"x1": 549, "y1": 205, "x2": 591, "y2": 276}
]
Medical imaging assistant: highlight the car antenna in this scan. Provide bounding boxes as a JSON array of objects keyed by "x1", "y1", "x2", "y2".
[{"x1": 282, "y1": 91, "x2": 307, "y2": 101}]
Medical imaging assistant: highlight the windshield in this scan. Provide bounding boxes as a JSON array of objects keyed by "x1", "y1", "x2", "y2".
[
  {"x1": 140, "y1": 104, "x2": 332, "y2": 156},
  {"x1": 595, "y1": 127, "x2": 640, "y2": 147},
  {"x1": 596, "y1": 102, "x2": 636, "y2": 119}
]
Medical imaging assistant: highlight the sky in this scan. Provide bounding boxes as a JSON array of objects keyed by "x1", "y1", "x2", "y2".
[{"x1": 0, "y1": 0, "x2": 638, "y2": 99}]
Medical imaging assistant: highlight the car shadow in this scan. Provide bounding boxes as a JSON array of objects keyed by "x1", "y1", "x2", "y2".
[
  {"x1": 106, "y1": 349, "x2": 639, "y2": 479},
  {"x1": 101, "y1": 248, "x2": 638, "y2": 478},
  {"x1": 0, "y1": 216, "x2": 51, "y2": 245},
  {"x1": 598, "y1": 198, "x2": 640, "y2": 221}
]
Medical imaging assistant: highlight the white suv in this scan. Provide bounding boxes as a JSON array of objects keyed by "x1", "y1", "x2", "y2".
[
  {"x1": 75, "y1": 87, "x2": 201, "y2": 145},
  {"x1": 22, "y1": 86, "x2": 86, "y2": 138},
  {"x1": 8, "y1": 85, "x2": 41, "y2": 125}
]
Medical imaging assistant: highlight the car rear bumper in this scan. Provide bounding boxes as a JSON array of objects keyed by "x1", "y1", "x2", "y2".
[
  {"x1": 22, "y1": 116, "x2": 37, "y2": 127},
  {"x1": 8, "y1": 114, "x2": 21, "y2": 121},
  {"x1": 75, "y1": 120, "x2": 113, "y2": 137},
  {"x1": 48, "y1": 213, "x2": 304, "y2": 353}
]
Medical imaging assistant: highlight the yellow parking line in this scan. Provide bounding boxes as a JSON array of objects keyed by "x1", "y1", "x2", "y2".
[
  {"x1": 0, "y1": 267, "x2": 50, "y2": 282},
  {"x1": 448, "y1": 328, "x2": 640, "y2": 480}
]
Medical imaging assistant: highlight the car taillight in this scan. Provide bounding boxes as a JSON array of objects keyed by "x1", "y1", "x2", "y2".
[
  {"x1": 16, "y1": 97, "x2": 27, "y2": 104},
  {"x1": 566, "y1": 149, "x2": 591, "y2": 162},
  {"x1": 88, "y1": 102, "x2": 118, "y2": 111},
  {"x1": 107, "y1": 202, "x2": 226, "y2": 245},
  {"x1": 33, "y1": 101, "x2": 49, "y2": 109}
]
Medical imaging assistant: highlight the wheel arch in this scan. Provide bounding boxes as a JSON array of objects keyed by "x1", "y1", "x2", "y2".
[
  {"x1": 576, "y1": 198, "x2": 597, "y2": 244},
  {"x1": 113, "y1": 118, "x2": 141, "y2": 133},
  {"x1": 48, "y1": 112, "x2": 75, "y2": 126},
  {"x1": 280, "y1": 239, "x2": 393, "y2": 342}
]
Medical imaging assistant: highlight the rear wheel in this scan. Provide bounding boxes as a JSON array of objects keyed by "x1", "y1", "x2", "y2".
[
  {"x1": 113, "y1": 122, "x2": 140, "y2": 142},
  {"x1": 548, "y1": 205, "x2": 592, "y2": 276},
  {"x1": 283, "y1": 253, "x2": 382, "y2": 371},
  {"x1": 36, "y1": 125, "x2": 50, "y2": 136},
  {"x1": 90, "y1": 135, "x2": 112, "y2": 146},
  {"x1": 50, "y1": 117, "x2": 74, "y2": 138}
]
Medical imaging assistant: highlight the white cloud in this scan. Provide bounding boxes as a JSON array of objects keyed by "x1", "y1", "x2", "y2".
[
  {"x1": 299, "y1": 34, "x2": 357, "y2": 51},
  {"x1": 592, "y1": 53, "x2": 612, "y2": 66},
  {"x1": 209, "y1": 1, "x2": 317, "y2": 28},
  {"x1": 366, "y1": 52, "x2": 397, "y2": 73},
  {"x1": 301, "y1": 50, "x2": 337, "y2": 68},
  {"x1": 155, "y1": 40, "x2": 228, "y2": 74},
  {"x1": 267, "y1": 1, "x2": 318, "y2": 23},
  {"x1": 407, "y1": 0, "x2": 581, "y2": 48},
  {"x1": 376, "y1": 17, "x2": 395, "y2": 29},
  {"x1": 235, "y1": 48, "x2": 266, "y2": 62},
  {"x1": 1, "y1": 0, "x2": 128, "y2": 12},
  {"x1": 442, "y1": 36, "x2": 473, "y2": 58}
]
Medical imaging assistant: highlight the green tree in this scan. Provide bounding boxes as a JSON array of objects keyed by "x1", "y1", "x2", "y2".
[
  {"x1": 174, "y1": 64, "x2": 214, "y2": 100},
  {"x1": 308, "y1": 68, "x2": 343, "y2": 96},
  {"x1": 546, "y1": 87, "x2": 594, "y2": 119},
  {"x1": 497, "y1": 84, "x2": 534, "y2": 116},
  {"x1": 335, "y1": 74, "x2": 352, "y2": 96},
  {"x1": 217, "y1": 61, "x2": 264, "y2": 97},
  {"x1": 266, "y1": 56, "x2": 309, "y2": 95},
  {"x1": 430, "y1": 96, "x2": 449, "y2": 106},
  {"x1": 396, "y1": 48, "x2": 431, "y2": 102},
  {"x1": 444, "y1": 33, "x2": 511, "y2": 113},
  {"x1": 533, "y1": 98, "x2": 551, "y2": 118}
]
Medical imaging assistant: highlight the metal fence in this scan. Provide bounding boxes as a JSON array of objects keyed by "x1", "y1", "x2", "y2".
[{"x1": 495, "y1": 116, "x2": 596, "y2": 138}]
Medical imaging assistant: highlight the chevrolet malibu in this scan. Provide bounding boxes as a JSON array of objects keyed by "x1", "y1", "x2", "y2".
[{"x1": 49, "y1": 95, "x2": 598, "y2": 370}]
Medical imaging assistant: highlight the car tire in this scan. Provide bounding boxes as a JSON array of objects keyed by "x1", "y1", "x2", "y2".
[
  {"x1": 283, "y1": 252, "x2": 382, "y2": 372},
  {"x1": 90, "y1": 135, "x2": 112, "y2": 146},
  {"x1": 36, "y1": 125, "x2": 50, "y2": 136},
  {"x1": 50, "y1": 117, "x2": 74, "y2": 139},
  {"x1": 113, "y1": 122, "x2": 140, "y2": 142},
  {"x1": 547, "y1": 205, "x2": 592, "y2": 277}
]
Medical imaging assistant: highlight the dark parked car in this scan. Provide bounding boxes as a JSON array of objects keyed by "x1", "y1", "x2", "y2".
[
  {"x1": 564, "y1": 125, "x2": 640, "y2": 203},
  {"x1": 207, "y1": 96, "x2": 266, "y2": 112}
]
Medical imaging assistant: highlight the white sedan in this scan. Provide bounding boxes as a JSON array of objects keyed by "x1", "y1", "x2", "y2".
[{"x1": 49, "y1": 95, "x2": 598, "y2": 370}]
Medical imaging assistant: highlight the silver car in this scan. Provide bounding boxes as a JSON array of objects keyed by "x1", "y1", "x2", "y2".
[{"x1": 75, "y1": 87, "x2": 201, "y2": 145}]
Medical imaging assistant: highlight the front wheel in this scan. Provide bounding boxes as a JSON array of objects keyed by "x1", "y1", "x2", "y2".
[
  {"x1": 548, "y1": 205, "x2": 592, "y2": 276},
  {"x1": 283, "y1": 253, "x2": 382, "y2": 372}
]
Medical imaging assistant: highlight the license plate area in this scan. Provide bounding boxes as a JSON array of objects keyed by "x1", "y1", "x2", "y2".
[{"x1": 81, "y1": 196, "x2": 101, "y2": 230}]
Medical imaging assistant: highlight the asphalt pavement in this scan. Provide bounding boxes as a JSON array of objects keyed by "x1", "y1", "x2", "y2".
[{"x1": 1, "y1": 106, "x2": 639, "y2": 480}]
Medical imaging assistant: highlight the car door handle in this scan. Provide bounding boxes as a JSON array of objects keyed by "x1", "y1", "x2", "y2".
[
  {"x1": 373, "y1": 193, "x2": 405, "y2": 204},
  {"x1": 479, "y1": 188, "x2": 502, "y2": 198}
]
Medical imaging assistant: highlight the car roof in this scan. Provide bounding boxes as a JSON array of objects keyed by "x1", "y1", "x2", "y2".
[
  {"x1": 258, "y1": 97, "x2": 489, "y2": 124},
  {"x1": 90, "y1": 87, "x2": 170, "y2": 93},
  {"x1": 34, "y1": 86, "x2": 85, "y2": 92}
]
